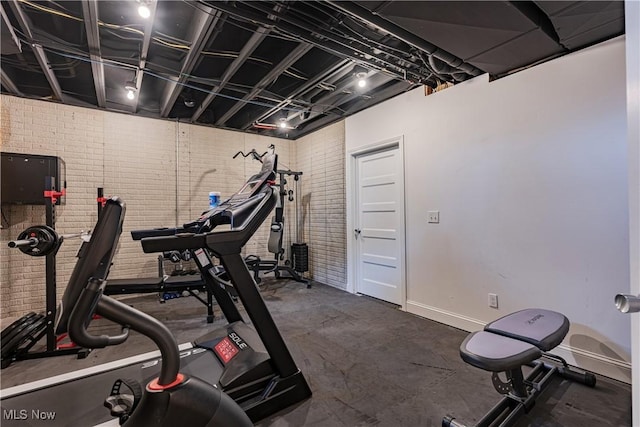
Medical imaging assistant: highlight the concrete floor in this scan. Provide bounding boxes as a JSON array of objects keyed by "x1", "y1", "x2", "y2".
[{"x1": 0, "y1": 279, "x2": 632, "y2": 426}]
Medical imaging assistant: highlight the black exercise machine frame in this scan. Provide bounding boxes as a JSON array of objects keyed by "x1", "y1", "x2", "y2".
[
  {"x1": 139, "y1": 185, "x2": 311, "y2": 421},
  {"x1": 243, "y1": 167, "x2": 310, "y2": 286},
  {"x1": 2, "y1": 177, "x2": 89, "y2": 368}
]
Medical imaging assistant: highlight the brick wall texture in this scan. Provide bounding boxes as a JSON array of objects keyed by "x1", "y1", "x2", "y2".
[{"x1": 0, "y1": 95, "x2": 346, "y2": 321}]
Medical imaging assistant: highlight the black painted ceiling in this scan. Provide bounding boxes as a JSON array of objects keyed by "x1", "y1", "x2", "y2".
[{"x1": 0, "y1": 1, "x2": 624, "y2": 139}]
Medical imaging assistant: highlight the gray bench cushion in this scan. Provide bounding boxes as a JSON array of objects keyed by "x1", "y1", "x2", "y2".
[
  {"x1": 460, "y1": 331, "x2": 542, "y2": 372},
  {"x1": 484, "y1": 309, "x2": 569, "y2": 352}
]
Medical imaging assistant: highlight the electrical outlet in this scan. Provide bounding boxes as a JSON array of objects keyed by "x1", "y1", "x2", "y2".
[
  {"x1": 428, "y1": 211, "x2": 440, "y2": 223},
  {"x1": 488, "y1": 293, "x2": 498, "y2": 309}
]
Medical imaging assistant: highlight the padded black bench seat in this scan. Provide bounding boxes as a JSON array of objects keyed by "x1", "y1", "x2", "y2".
[
  {"x1": 444, "y1": 308, "x2": 596, "y2": 427},
  {"x1": 104, "y1": 275, "x2": 207, "y2": 295},
  {"x1": 164, "y1": 275, "x2": 206, "y2": 287},
  {"x1": 485, "y1": 309, "x2": 569, "y2": 351},
  {"x1": 460, "y1": 331, "x2": 541, "y2": 372},
  {"x1": 102, "y1": 274, "x2": 214, "y2": 323},
  {"x1": 460, "y1": 309, "x2": 569, "y2": 372},
  {"x1": 104, "y1": 277, "x2": 164, "y2": 295}
]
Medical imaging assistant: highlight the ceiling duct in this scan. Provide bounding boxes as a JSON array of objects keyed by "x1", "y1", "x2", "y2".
[{"x1": 326, "y1": 1, "x2": 482, "y2": 79}]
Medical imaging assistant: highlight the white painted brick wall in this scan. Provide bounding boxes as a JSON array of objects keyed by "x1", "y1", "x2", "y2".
[
  {"x1": 0, "y1": 94, "x2": 347, "y2": 321},
  {"x1": 294, "y1": 122, "x2": 347, "y2": 290}
]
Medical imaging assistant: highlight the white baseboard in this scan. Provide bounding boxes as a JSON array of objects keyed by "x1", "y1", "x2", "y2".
[{"x1": 406, "y1": 300, "x2": 632, "y2": 384}]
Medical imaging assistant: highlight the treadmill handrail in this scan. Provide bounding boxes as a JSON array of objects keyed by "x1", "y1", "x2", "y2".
[
  {"x1": 140, "y1": 187, "x2": 276, "y2": 255},
  {"x1": 131, "y1": 227, "x2": 183, "y2": 241},
  {"x1": 141, "y1": 233, "x2": 208, "y2": 253}
]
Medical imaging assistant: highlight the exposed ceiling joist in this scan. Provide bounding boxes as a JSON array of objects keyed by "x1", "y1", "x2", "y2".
[
  {"x1": 133, "y1": 0, "x2": 157, "y2": 113},
  {"x1": 8, "y1": 0, "x2": 63, "y2": 101},
  {"x1": 81, "y1": 0, "x2": 106, "y2": 108},
  {"x1": 208, "y1": 1, "x2": 420, "y2": 83},
  {"x1": 298, "y1": 79, "x2": 413, "y2": 137},
  {"x1": 287, "y1": 70, "x2": 390, "y2": 124},
  {"x1": 191, "y1": 26, "x2": 270, "y2": 122},
  {"x1": 242, "y1": 59, "x2": 353, "y2": 130},
  {"x1": 1, "y1": 68, "x2": 22, "y2": 95},
  {"x1": 1, "y1": 2, "x2": 21, "y2": 54},
  {"x1": 160, "y1": 7, "x2": 225, "y2": 117},
  {"x1": 325, "y1": 1, "x2": 482, "y2": 77},
  {"x1": 0, "y1": 0, "x2": 624, "y2": 139},
  {"x1": 215, "y1": 42, "x2": 313, "y2": 126}
]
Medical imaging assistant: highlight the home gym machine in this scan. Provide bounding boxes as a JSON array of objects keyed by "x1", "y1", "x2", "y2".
[
  {"x1": 1, "y1": 150, "x2": 311, "y2": 425},
  {"x1": 1, "y1": 152, "x2": 90, "y2": 368},
  {"x1": 234, "y1": 148, "x2": 310, "y2": 286}
]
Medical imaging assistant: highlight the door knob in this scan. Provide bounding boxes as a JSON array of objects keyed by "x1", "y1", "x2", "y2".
[{"x1": 615, "y1": 294, "x2": 640, "y2": 313}]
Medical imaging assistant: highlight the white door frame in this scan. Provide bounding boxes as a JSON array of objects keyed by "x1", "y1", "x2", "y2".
[
  {"x1": 346, "y1": 136, "x2": 407, "y2": 311},
  {"x1": 625, "y1": 1, "x2": 640, "y2": 424}
]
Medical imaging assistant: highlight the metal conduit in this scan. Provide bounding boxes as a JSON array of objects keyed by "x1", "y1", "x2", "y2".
[
  {"x1": 206, "y1": 1, "x2": 426, "y2": 84},
  {"x1": 326, "y1": 1, "x2": 482, "y2": 78}
]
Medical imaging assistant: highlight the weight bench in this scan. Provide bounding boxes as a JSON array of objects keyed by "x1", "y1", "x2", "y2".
[
  {"x1": 443, "y1": 309, "x2": 596, "y2": 427},
  {"x1": 103, "y1": 255, "x2": 219, "y2": 323}
]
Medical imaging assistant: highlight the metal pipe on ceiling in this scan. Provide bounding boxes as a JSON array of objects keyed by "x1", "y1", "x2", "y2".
[
  {"x1": 293, "y1": 79, "x2": 413, "y2": 138},
  {"x1": 325, "y1": 1, "x2": 482, "y2": 78},
  {"x1": 240, "y1": 59, "x2": 353, "y2": 130},
  {"x1": 243, "y1": 1, "x2": 430, "y2": 80},
  {"x1": 215, "y1": 42, "x2": 313, "y2": 126},
  {"x1": 299, "y1": 65, "x2": 355, "y2": 104},
  {"x1": 191, "y1": 26, "x2": 271, "y2": 122},
  {"x1": 284, "y1": 70, "x2": 392, "y2": 125},
  {"x1": 191, "y1": 1, "x2": 293, "y2": 122},
  {"x1": 205, "y1": 1, "x2": 423, "y2": 84}
]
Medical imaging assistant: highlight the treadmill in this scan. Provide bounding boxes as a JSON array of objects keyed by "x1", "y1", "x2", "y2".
[{"x1": 0, "y1": 152, "x2": 311, "y2": 425}]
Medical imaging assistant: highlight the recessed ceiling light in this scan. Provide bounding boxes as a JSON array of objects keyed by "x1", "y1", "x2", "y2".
[
  {"x1": 125, "y1": 81, "x2": 137, "y2": 100},
  {"x1": 138, "y1": 3, "x2": 151, "y2": 18},
  {"x1": 355, "y1": 71, "x2": 367, "y2": 88}
]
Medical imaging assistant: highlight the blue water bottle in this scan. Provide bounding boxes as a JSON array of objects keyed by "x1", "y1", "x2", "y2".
[{"x1": 209, "y1": 191, "x2": 221, "y2": 209}]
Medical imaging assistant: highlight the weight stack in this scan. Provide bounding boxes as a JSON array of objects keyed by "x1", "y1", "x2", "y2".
[{"x1": 291, "y1": 243, "x2": 309, "y2": 273}]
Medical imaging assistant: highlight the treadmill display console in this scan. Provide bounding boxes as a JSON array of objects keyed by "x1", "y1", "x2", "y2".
[
  {"x1": 214, "y1": 336, "x2": 240, "y2": 363},
  {"x1": 213, "y1": 332, "x2": 249, "y2": 364}
]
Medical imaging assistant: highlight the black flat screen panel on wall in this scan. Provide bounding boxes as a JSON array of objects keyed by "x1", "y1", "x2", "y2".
[{"x1": 1, "y1": 152, "x2": 66, "y2": 205}]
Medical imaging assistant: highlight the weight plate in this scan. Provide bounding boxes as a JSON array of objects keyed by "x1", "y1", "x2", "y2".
[{"x1": 17, "y1": 225, "x2": 58, "y2": 256}]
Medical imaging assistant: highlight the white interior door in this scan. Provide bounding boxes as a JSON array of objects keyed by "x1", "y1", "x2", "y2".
[{"x1": 355, "y1": 146, "x2": 404, "y2": 305}]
